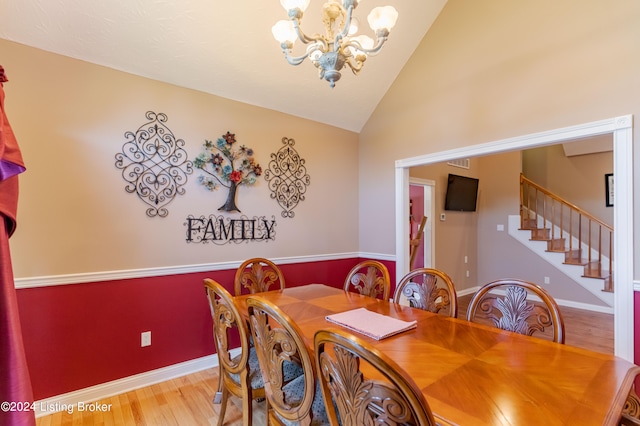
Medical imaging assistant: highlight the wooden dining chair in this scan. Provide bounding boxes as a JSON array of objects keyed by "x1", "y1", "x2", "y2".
[
  {"x1": 314, "y1": 328, "x2": 438, "y2": 426},
  {"x1": 234, "y1": 257, "x2": 286, "y2": 296},
  {"x1": 466, "y1": 279, "x2": 566, "y2": 343},
  {"x1": 204, "y1": 278, "x2": 265, "y2": 426},
  {"x1": 621, "y1": 413, "x2": 640, "y2": 426},
  {"x1": 621, "y1": 373, "x2": 640, "y2": 425},
  {"x1": 343, "y1": 260, "x2": 390, "y2": 301},
  {"x1": 246, "y1": 296, "x2": 329, "y2": 426},
  {"x1": 393, "y1": 268, "x2": 458, "y2": 318}
]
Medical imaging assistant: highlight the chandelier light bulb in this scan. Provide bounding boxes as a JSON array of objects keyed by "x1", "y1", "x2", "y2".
[
  {"x1": 280, "y1": 0, "x2": 310, "y2": 12},
  {"x1": 348, "y1": 17, "x2": 360, "y2": 35},
  {"x1": 367, "y1": 6, "x2": 398, "y2": 31},
  {"x1": 353, "y1": 35, "x2": 374, "y2": 50},
  {"x1": 272, "y1": 20, "x2": 297, "y2": 44}
]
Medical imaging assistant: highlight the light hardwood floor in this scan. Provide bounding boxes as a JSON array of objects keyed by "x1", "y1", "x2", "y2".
[
  {"x1": 35, "y1": 368, "x2": 264, "y2": 426},
  {"x1": 35, "y1": 297, "x2": 613, "y2": 425}
]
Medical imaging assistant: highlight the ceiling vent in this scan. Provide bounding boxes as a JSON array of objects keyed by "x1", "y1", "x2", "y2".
[{"x1": 447, "y1": 158, "x2": 470, "y2": 169}]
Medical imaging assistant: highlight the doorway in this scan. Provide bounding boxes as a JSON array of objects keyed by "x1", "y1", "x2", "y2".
[
  {"x1": 394, "y1": 115, "x2": 634, "y2": 361},
  {"x1": 409, "y1": 179, "x2": 435, "y2": 269}
]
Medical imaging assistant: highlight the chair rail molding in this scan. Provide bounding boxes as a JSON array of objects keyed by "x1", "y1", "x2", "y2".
[{"x1": 14, "y1": 252, "x2": 395, "y2": 289}]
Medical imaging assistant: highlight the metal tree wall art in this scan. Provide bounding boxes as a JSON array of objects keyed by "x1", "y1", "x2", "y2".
[
  {"x1": 194, "y1": 131, "x2": 262, "y2": 213},
  {"x1": 264, "y1": 137, "x2": 310, "y2": 218},
  {"x1": 115, "y1": 111, "x2": 193, "y2": 217}
]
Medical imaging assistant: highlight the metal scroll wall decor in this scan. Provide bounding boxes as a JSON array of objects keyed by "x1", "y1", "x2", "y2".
[
  {"x1": 194, "y1": 131, "x2": 262, "y2": 213},
  {"x1": 264, "y1": 137, "x2": 310, "y2": 218},
  {"x1": 185, "y1": 214, "x2": 276, "y2": 245},
  {"x1": 114, "y1": 111, "x2": 193, "y2": 217}
]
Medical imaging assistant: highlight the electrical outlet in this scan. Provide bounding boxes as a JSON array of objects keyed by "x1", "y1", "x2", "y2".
[
  {"x1": 497, "y1": 224, "x2": 504, "y2": 231},
  {"x1": 544, "y1": 277, "x2": 550, "y2": 284},
  {"x1": 141, "y1": 331, "x2": 151, "y2": 347},
  {"x1": 466, "y1": 270, "x2": 470, "y2": 278}
]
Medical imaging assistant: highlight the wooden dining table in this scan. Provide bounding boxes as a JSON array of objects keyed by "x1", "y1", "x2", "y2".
[{"x1": 234, "y1": 284, "x2": 639, "y2": 426}]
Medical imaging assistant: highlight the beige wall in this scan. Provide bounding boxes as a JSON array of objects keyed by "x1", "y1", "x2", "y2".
[
  {"x1": 359, "y1": 0, "x2": 640, "y2": 279},
  {"x1": 2, "y1": 39, "x2": 360, "y2": 278},
  {"x1": 410, "y1": 161, "x2": 479, "y2": 291}
]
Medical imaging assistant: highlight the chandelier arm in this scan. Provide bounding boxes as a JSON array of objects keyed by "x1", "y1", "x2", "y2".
[
  {"x1": 341, "y1": 30, "x2": 389, "y2": 56},
  {"x1": 330, "y1": 6, "x2": 352, "y2": 54},
  {"x1": 282, "y1": 49, "x2": 310, "y2": 66},
  {"x1": 291, "y1": 17, "x2": 327, "y2": 47},
  {"x1": 335, "y1": 4, "x2": 355, "y2": 43},
  {"x1": 343, "y1": 55, "x2": 365, "y2": 75}
]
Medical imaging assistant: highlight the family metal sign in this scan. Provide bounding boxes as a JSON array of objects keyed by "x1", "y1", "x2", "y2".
[{"x1": 185, "y1": 215, "x2": 276, "y2": 245}]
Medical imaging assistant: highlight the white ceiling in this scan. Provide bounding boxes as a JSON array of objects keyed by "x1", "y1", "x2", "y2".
[{"x1": 0, "y1": 0, "x2": 447, "y2": 133}]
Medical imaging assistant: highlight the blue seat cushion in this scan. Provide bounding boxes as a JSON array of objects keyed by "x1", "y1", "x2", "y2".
[
  {"x1": 228, "y1": 347, "x2": 304, "y2": 390},
  {"x1": 276, "y1": 374, "x2": 329, "y2": 426}
]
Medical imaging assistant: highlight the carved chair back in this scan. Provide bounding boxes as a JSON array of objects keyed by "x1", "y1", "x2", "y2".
[
  {"x1": 343, "y1": 260, "x2": 390, "y2": 301},
  {"x1": 393, "y1": 268, "x2": 458, "y2": 318},
  {"x1": 466, "y1": 279, "x2": 565, "y2": 343},
  {"x1": 621, "y1": 370, "x2": 640, "y2": 425},
  {"x1": 204, "y1": 278, "x2": 264, "y2": 426},
  {"x1": 234, "y1": 257, "x2": 286, "y2": 296},
  {"x1": 246, "y1": 296, "x2": 328, "y2": 426},
  {"x1": 314, "y1": 328, "x2": 438, "y2": 426}
]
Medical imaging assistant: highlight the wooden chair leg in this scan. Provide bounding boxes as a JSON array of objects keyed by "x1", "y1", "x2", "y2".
[
  {"x1": 213, "y1": 365, "x2": 224, "y2": 403},
  {"x1": 215, "y1": 387, "x2": 229, "y2": 426},
  {"x1": 242, "y1": 385, "x2": 253, "y2": 426}
]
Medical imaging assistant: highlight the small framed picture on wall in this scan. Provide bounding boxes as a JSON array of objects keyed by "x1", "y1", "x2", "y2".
[{"x1": 605, "y1": 173, "x2": 614, "y2": 207}]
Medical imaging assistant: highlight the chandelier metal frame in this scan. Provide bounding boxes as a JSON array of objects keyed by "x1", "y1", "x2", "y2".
[{"x1": 273, "y1": 0, "x2": 398, "y2": 88}]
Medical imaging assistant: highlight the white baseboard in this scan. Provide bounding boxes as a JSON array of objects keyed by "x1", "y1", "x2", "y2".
[
  {"x1": 34, "y1": 354, "x2": 219, "y2": 417},
  {"x1": 554, "y1": 297, "x2": 614, "y2": 314},
  {"x1": 457, "y1": 287, "x2": 479, "y2": 297}
]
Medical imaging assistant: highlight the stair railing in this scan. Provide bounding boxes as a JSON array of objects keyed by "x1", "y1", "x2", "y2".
[{"x1": 519, "y1": 174, "x2": 614, "y2": 291}]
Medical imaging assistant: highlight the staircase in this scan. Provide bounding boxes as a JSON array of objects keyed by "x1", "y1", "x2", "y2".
[{"x1": 510, "y1": 174, "x2": 614, "y2": 307}]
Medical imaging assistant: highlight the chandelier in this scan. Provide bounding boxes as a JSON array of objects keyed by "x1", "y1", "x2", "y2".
[{"x1": 272, "y1": 0, "x2": 399, "y2": 88}]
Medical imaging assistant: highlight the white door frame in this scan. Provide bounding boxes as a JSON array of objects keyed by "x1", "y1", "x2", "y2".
[
  {"x1": 395, "y1": 115, "x2": 634, "y2": 362},
  {"x1": 409, "y1": 178, "x2": 435, "y2": 268}
]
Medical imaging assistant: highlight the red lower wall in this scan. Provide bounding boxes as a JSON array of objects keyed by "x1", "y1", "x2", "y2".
[{"x1": 16, "y1": 258, "x2": 395, "y2": 400}]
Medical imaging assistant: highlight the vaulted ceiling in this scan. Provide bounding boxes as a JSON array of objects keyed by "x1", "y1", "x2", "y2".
[{"x1": 0, "y1": 0, "x2": 447, "y2": 132}]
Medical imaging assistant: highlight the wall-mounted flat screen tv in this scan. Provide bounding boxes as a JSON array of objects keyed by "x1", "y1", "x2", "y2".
[{"x1": 444, "y1": 173, "x2": 479, "y2": 212}]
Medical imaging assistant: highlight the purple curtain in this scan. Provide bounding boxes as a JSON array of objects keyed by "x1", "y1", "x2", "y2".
[{"x1": 0, "y1": 66, "x2": 36, "y2": 426}]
